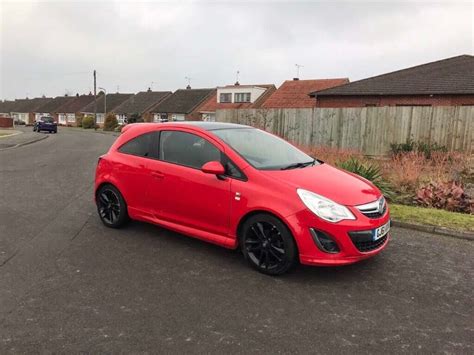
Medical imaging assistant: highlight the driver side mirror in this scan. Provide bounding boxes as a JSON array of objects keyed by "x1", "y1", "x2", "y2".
[{"x1": 201, "y1": 161, "x2": 225, "y2": 176}]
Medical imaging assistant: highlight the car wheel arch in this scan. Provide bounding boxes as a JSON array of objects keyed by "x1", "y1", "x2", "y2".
[
  {"x1": 236, "y1": 210, "x2": 299, "y2": 253},
  {"x1": 95, "y1": 182, "x2": 127, "y2": 205}
]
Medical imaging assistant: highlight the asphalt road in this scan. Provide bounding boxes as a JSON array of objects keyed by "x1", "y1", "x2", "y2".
[{"x1": 0, "y1": 128, "x2": 473, "y2": 354}]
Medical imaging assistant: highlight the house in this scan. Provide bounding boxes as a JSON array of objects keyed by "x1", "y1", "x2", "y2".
[
  {"x1": 9, "y1": 97, "x2": 53, "y2": 124},
  {"x1": 34, "y1": 96, "x2": 76, "y2": 123},
  {"x1": 113, "y1": 89, "x2": 172, "y2": 124},
  {"x1": 310, "y1": 55, "x2": 474, "y2": 107},
  {"x1": 80, "y1": 93, "x2": 133, "y2": 126},
  {"x1": 198, "y1": 83, "x2": 276, "y2": 121},
  {"x1": 262, "y1": 78, "x2": 349, "y2": 108},
  {"x1": 150, "y1": 87, "x2": 215, "y2": 122},
  {"x1": 55, "y1": 93, "x2": 95, "y2": 126},
  {"x1": 0, "y1": 100, "x2": 17, "y2": 117}
]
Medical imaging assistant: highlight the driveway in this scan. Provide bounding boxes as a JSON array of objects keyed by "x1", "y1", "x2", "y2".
[{"x1": 0, "y1": 128, "x2": 472, "y2": 353}]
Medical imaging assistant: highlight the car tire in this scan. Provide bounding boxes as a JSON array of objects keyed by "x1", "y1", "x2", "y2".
[
  {"x1": 96, "y1": 184, "x2": 129, "y2": 228},
  {"x1": 32, "y1": 126, "x2": 36, "y2": 132},
  {"x1": 239, "y1": 213, "x2": 297, "y2": 275}
]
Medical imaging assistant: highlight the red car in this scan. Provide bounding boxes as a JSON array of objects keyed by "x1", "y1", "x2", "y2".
[{"x1": 95, "y1": 122, "x2": 390, "y2": 275}]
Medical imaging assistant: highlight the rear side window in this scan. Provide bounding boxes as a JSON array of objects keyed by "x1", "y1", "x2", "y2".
[
  {"x1": 118, "y1": 132, "x2": 159, "y2": 158},
  {"x1": 159, "y1": 130, "x2": 221, "y2": 169}
]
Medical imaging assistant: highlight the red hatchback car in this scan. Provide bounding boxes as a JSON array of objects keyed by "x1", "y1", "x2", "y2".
[{"x1": 95, "y1": 122, "x2": 390, "y2": 275}]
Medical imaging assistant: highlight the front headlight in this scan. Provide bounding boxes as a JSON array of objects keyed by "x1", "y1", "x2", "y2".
[{"x1": 297, "y1": 188, "x2": 356, "y2": 223}]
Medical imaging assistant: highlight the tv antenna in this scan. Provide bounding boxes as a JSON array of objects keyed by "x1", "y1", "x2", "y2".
[{"x1": 295, "y1": 64, "x2": 304, "y2": 78}]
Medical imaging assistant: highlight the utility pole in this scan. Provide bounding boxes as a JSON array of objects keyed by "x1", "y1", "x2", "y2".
[
  {"x1": 93, "y1": 70, "x2": 97, "y2": 130},
  {"x1": 99, "y1": 87, "x2": 107, "y2": 126}
]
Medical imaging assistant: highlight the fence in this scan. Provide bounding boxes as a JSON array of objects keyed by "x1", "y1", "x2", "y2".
[{"x1": 216, "y1": 106, "x2": 474, "y2": 155}]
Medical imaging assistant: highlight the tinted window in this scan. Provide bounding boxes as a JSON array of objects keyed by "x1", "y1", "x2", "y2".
[
  {"x1": 159, "y1": 131, "x2": 221, "y2": 169},
  {"x1": 118, "y1": 132, "x2": 158, "y2": 158}
]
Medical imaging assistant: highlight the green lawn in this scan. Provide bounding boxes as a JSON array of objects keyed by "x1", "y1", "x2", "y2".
[{"x1": 390, "y1": 203, "x2": 474, "y2": 232}]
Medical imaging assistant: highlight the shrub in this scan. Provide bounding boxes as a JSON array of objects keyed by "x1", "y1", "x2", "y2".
[
  {"x1": 82, "y1": 115, "x2": 95, "y2": 129},
  {"x1": 337, "y1": 157, "x2": 394, "y2": 199},
  {"x1": 416, "y1": 181, "x2": 473, "y2": 214},
  {"x1": 76, "y1": 114, "x2": 83, "y2": 127},
  {"x1": 103, "y1": 113, "x2": 118, "y2": 131},
  {"x1": 390, "y1": 139, "x2": 448, "y2": 159},
  {"x1": 390, "y1": 139, "x2": 416, "y2": 155},
  {"x1": 128, "y1": 113, "x2": 144, "y2": 124}
]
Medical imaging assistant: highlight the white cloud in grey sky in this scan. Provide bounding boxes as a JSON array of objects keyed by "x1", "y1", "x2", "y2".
[{"x1": 0, "y1": 0, "x2": 473, "y2": 100}]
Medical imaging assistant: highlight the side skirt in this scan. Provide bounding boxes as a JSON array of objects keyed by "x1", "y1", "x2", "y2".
[{"x1": 128, "y1": 207, "x2": 238, "y2": 249}]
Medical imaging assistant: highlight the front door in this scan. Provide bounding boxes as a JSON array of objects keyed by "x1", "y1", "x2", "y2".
[{"x1": 146, "y1": 129, "x2": 231, "y2": 236}]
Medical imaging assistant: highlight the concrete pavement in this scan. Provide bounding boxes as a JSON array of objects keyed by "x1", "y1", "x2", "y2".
[{"x1": 0, "y1": 129, "x2": 472, "y2": 353}]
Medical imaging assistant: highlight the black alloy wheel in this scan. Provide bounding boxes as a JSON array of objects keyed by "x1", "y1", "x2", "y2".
[
  {"x1": 240, "y1": 214, "x2": 297, "y2": 275},
  {"x1": 96, "y1": 185, "x2": 128, "y2": 228}
]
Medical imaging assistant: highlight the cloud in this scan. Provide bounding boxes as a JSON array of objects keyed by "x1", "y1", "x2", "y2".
[{"x1": 0, "y1": 0, "x2": 472, "y2": 99}]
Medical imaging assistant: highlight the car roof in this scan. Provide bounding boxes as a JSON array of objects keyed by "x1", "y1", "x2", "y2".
[
  {"x1": 123, "y1": 122, "x2": 253, "y2": 135},
  {"x1": 161, "y1": 121, "x2": 252, "y2": 131}
]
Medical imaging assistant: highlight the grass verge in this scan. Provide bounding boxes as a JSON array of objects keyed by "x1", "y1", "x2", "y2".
[{"x1": 390, "y1": 203, "x2": 474, "y2": 232}]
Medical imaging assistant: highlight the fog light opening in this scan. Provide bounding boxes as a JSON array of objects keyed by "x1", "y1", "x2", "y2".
[{"x1": 310, "y1": 229, "x2": 340, "y2": 254}]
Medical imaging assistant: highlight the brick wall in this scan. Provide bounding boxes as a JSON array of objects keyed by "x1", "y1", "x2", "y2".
[
  {"x1": 0, "y1": 116, "x2": 13, "y2": 128},
  {"x1": 315, "y1": 94, "x2": 474, "y2": 107}
]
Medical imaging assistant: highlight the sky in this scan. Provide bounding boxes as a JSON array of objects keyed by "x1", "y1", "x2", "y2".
[{"x1": 0, "y1": 0, "x2": 473, "y2": 100}]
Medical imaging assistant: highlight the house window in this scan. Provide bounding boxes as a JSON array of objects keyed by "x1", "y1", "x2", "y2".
[
  {"x1": 234, "y1": 93, "x2": 251, "y2": 103},
  {"x1": 220, "y1": 93, "x2": 232, "y2": 103}
]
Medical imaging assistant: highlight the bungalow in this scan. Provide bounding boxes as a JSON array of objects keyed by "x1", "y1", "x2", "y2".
[
  {"x1": 0, "y1": 100, "x2": 17, "y2": 117},
  {"x1": 113, "y1": 89, "x2": 172, "y2": 124},
  {"x1": 150, "y1": 87, "x2": 215, "y2": 122},
  {"x1": 56, "y1": 93, "x2": 95, "y2": 126},
  {"x1": 310, "y1": 55, "x2": 474, "y2": 107},
  {"x1": 80, "y1": 93, "x2": 133, "y2": 126},
  {"x1": 34, "y1": 96, "x2": 76, "y2": 123},
  {"x1": 262, "y1": 78, "x2": 348, "y2": 109},
  {"x1": 10, "y1": 97, "x2": 53, "y2": 124},
  {"x1": 198, "y1": 83, "x2": 276, "y2": 121}
]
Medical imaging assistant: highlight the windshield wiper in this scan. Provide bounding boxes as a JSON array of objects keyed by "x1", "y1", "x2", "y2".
[{"x1": 280, "y1": 159, "x2": 316, "y2": 170}]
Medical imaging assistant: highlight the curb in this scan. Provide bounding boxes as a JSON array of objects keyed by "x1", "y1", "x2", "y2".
[
  {"x1": 392, "y1": 220, "x2": 474, "y2": 241},
  {"x1": 0, "y1": 134, "x2": 49, "y2": 151}
]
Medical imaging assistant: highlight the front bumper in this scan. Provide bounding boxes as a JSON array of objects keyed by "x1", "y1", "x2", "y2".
[{"x1": 285, "y1": 206, "x2": 390, "y2": 266}]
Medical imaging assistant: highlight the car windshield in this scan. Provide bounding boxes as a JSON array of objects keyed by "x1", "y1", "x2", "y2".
[
  {"x1": 212, "y1": 128, "x2": 318, "y2": 170},
  {"x1": 41, "y1": 117, "x2": 54, "y2": 123}
]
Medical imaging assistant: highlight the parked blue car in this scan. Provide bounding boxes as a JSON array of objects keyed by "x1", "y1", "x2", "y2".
[{"x1": 34, "y1": 116, "x2": 57, "y2": 133}]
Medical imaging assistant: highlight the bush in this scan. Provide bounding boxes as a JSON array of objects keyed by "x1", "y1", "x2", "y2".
[
  {"x1": 82, "y1": 115, "x2": 95, "y2": 129},
  {"x1": 76, "y1": 114, "x2": 83, "y2": 127},
  {"x1": 416, "y1": 181, "x2": 473, "y2": 214},
  {"x1": 337, "y1": 157, "x2": 394, "y2": 199},
  {"x1": 103, "y1": 113, "x2": 118, "y2": 131},
  {"x1": 390, "y1": 139, "x2": 448, "y2": 159},
  {"x1": 128, "y1": 113, "x2": 144, "y2": 124},
  {"x1": 390, "y1": 139, "x2": 416, "y2": 155}
]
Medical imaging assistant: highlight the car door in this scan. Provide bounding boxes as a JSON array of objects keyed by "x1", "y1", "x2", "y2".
[
  {"x1": 113, "y1": 131, "x2": 159, "y2": 213},
  {"x1": 146, "y1": 129, "x2": 232, "y2": 236}
]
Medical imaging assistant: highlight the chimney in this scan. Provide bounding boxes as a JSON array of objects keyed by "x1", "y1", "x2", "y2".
[
  {"x1": 147, "y1": 87, "x2": 152, "y2": 92},
  {"x1": 293, "y1": 78, "x2": 299, "y2": 81},
  {"x1": 234, "y1": 81, "x2": 240, "y2": 86},
  {"x1": 76, "y1": 93, "x2": 79, "y2": 97},
  {"x1": 186, "y1": 85, "x2": 191, "y2": 90}
]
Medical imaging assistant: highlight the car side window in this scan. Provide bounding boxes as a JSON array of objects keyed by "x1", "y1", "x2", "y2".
[
  {"x1": 118, "y1": 132, "x2": 159, "y2": 158},
  {"x1": 159, "y1": 130, "x2": 221, "y2": 169},
  {"x1": 222, "y1": 154, "x2": 246, "y2": 180}
]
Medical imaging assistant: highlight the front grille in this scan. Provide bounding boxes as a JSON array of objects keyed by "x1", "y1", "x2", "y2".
[
  {"x1": 349, "y1": 233, "x2": 388, "y2": 252},
  {"x1": 356, "y1": 197, "x2": 387, "y2": 219},
  {"x1": 361, "y1": 203, "x2": 387, "y2": 219}
]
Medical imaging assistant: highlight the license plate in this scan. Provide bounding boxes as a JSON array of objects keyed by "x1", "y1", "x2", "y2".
[{"x1": 373, "y1": 221, "x2": 390, "y2": 241}]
